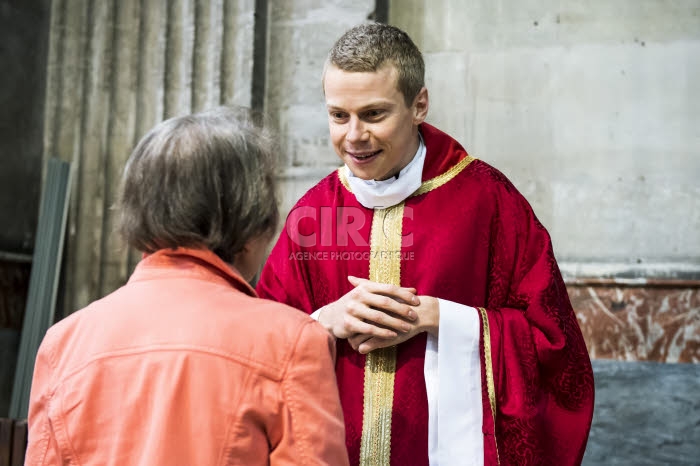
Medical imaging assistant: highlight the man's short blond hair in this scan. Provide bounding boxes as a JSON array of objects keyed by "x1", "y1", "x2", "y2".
[{"x1": 323, "y1": 23, "x2": 425, "y2": 107}]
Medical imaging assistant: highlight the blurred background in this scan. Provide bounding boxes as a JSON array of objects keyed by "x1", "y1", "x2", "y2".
[{"x1": 1, "y1": 0, "x2": 698, "y2": 463}]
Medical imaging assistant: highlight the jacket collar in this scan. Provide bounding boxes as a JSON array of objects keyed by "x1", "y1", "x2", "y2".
[{"x1": 129, "y1": 247, "x2": 257, "y2": 297}]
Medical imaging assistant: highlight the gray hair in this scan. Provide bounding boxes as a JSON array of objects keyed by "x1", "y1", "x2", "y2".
[
  {"x1": 323, "y1": 22, "x2": 425, "y2": 107},
  {"x1": 117, "y1": 106, "x2": 279, "y2": 263}
]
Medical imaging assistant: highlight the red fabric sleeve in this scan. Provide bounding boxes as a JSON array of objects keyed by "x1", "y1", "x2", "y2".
[
  {"x1": 257, "y1": 225, "x2": 316, "y2": 315},
  {"x1": 482, "y1": 174, "x2": 594, "y2": 465}
]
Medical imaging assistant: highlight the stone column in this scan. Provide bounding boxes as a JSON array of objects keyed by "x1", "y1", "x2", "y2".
[{"x1": 42, "y1": 0, "x2": 257, "y2": 314}]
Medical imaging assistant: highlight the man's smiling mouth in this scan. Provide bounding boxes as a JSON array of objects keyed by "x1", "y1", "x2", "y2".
[{"x1": 347, "y1": 150, "x2": 381, "y2": 161}]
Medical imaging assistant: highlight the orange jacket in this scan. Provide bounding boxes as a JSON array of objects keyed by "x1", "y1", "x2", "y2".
[{"x1": 26, "y1": 248, "x2": 348, "y2": 466}]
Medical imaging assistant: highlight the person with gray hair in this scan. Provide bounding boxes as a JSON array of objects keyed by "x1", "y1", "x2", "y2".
[
  {"x1": 258, "y1": 23, "x2": 594, "y2": 465},
  {"x1": 25, "y1": 107, "x2": 349, "y2": 466}
]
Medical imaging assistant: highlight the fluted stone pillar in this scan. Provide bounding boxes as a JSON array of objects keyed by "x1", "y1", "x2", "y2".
[
  {"x1": 42, "y1": 0, "x2": 384, "y2": 314},
  {"x1": 42, "y1": 0, "x2": 257, "y2": 314}
]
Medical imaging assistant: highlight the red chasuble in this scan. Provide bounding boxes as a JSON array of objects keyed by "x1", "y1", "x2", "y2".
[{"x1": 257, "y1": 123, "x2": 594, "y2": 465}]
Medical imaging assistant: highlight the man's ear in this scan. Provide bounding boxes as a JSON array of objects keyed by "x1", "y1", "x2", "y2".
[{"x1": 412, "y1": 87, "x2": 429, "y2": 125}]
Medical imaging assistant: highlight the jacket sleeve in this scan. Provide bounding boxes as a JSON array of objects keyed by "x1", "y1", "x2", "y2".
[
  {"x1": 479, "y1": 177, "x2": 594, "y2": 466},
  {"x1": 25, "y1": 336, "x2": 62, "y2": 466},
  {"x1": 270, "y1": 320, "x2": 349, "y2": 466}
]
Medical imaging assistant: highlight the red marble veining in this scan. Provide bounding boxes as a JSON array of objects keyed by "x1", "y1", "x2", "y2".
[{"x1": 568, "y1": 286, "x2": 700, "y2": 363}]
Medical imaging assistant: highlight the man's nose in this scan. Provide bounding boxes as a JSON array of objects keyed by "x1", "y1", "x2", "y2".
[{"x1": 346, "y1": 117, "x2": 368, "y2": 143}]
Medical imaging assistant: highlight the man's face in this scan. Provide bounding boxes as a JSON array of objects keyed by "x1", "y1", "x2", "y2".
[{"x1": 324, "y1": 64, "x2": 428, "y2": 181}]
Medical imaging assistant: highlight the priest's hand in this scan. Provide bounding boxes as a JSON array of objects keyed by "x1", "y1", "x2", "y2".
[
  {"x1": 316, "y1": 276, "x2": 420, "y2": 340},
  {"x1": 348, "y1": 295, "x2": 439, "y2": 354}
]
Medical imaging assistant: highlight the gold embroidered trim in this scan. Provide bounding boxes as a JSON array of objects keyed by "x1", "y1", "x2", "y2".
[
  {"x1": 361, "y1": 346, "x2": 397, "y2": 465},
  {"x1": 338, "y1": 166, "x2": 351, "y2": 191},
  {"x1": 359, "y1": 204, "x2": 405, "y2": 465},
  {"x1": 337, "y1": 155, "x2": 475, "y2": 197},
  {"x1": 411, "y1": 155, "x2": 475, "y2": 197},
  {"x1": 368, "y1": 206, "x2": 404, "y2": 284},
  {"x1": 478, "y1": 307, "x2": 500, "y2": 465}
]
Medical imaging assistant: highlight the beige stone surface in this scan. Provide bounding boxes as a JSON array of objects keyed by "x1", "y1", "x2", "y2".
[{"x1": 391, "y1": 0, "x2": 700, "y2": 265}]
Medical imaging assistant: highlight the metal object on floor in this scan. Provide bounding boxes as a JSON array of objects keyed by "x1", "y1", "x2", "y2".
[{"x1": 9, "y1": 158, "x2": 72, "y2": 420}]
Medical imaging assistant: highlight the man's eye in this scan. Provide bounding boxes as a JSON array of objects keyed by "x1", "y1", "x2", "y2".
[
  {"x1": 365, "y1": 110, "x2": 384, "y2": 119},
  {"x1": 331, "y1": 112, "x2": 347, "y2": 120}
]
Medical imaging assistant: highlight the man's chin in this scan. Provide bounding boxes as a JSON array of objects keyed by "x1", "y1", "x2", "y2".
[{"x1": 345, "y1": 165, "x2": 378, "y2": 181}]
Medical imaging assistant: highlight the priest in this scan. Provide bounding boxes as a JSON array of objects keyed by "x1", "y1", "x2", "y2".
[{"x1": 258, "y1": 22, "x2": 594, "y2": 466}]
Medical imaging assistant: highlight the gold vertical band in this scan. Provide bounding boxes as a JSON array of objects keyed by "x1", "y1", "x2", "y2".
[
  {"x1": 361, "y1": 345, "x2": 397, "y2": 464},
  {"x1": 368, "y1": 206, "x2": 404, "y2": 284},
  {"x1": 359, "y1": 204, "x2": 405, "y2": 465},
  {"x1": 478, "y1": 307, "x2": 500, "y2": 464}
]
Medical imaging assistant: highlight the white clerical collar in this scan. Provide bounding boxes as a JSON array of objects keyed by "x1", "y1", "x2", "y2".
[{"x1": 346, "y1": 135, "x2": 426, "y2": 209}]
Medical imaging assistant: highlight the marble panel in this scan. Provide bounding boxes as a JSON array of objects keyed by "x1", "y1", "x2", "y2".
[{"x1": 569, "y1": 285, "x2": 700, "y2": 363}]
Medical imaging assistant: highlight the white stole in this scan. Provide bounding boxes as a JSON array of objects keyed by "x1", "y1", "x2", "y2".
[{"x1": 425, "y1": 301, "x2": 484, "y2": 465}]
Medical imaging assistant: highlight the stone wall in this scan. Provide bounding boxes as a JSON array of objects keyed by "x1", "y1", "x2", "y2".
[{"x1": 390, "y1": 1, "x2": 700, "y2": 270}]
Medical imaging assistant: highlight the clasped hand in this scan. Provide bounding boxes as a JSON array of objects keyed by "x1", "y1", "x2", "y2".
[{"x1": 317, "y1": 276, "x2": 439, "y2": 354}]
